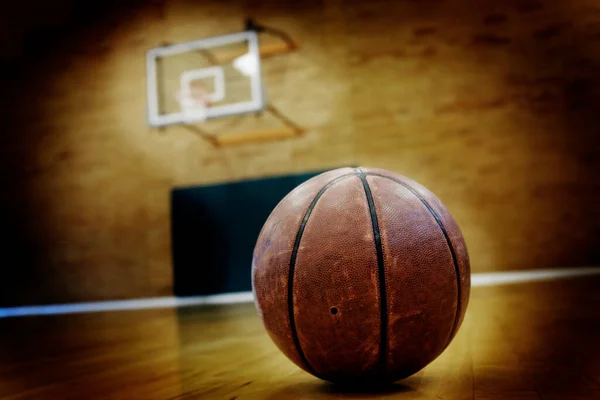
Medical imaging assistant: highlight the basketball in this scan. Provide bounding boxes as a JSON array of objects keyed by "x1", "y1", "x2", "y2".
[{"x1": 252, "y1": 167, "x2": 471, "y2": 383}]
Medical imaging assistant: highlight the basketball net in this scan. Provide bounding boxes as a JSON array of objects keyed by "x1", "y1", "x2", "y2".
[{"x1": 174, "y1": 86, "x2": 211, "y2": 123}]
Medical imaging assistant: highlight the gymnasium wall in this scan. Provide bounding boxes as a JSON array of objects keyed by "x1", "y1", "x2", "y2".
[{"x1": 1, "y1": 0, "x2": 598, "y2": 305}]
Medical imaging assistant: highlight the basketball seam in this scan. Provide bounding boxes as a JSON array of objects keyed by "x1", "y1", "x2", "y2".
[
  {"x1": 356, "y1": 169, "x2": 388, "y2": 375},
  {"x1": 367, "y1": 173, "x2": 462, "y2": 349},
  {"x1": 288, "y1": 173, "x2": 355, "y2": 377}
]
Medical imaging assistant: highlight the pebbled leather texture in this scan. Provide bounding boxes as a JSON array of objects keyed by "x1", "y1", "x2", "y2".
[{"x1": 252, "y1": 167, "x2": 471, "y2": 383}]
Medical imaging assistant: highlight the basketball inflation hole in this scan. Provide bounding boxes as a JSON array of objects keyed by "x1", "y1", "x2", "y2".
[{"x1": 330, "y1": 307, "x2": 339, "y2": 315}]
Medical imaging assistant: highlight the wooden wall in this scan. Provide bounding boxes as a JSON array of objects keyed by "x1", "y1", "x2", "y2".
[{"x1": 1, "y1": 0, "x2": 599, "y2": 305}]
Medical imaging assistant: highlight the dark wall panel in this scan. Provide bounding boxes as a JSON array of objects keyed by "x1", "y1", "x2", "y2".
[{"x1": 172, "y1": 170, "x2": 324, "y2": 295}]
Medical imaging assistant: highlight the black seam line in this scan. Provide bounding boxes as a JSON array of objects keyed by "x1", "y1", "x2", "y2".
[
  {"x1": 367, "y1": 173, "x2": 462, "y2": 348},
  {"x1": 356, "y1": 169, "x2": 388, "y2": 374},
  {"x1": 288, "y1": 173, "x2": 356, "y2": 376}
]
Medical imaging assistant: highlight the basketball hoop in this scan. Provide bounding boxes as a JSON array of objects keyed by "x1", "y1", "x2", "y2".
[{"x1": 174, "y1": 87, "x2": 211, "y2": 123}]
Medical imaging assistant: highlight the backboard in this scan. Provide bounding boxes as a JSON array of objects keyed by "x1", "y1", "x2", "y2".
[{"x1": 146, "y1": 31, "x2": 265, "y2": 127}]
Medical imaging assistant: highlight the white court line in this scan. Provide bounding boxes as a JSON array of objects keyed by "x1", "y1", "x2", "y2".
[
  {"x1": 1, "y1": 267, "x2": 599, "y2": 319},
  {"x1": 471, "y1": 267, "x2": 600, "y2": 287}
]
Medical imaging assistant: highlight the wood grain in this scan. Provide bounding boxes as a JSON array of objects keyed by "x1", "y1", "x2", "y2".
[
  {"x1": 1, "y1": 0, "x2": 599, "y2": 304},
  {"x1": 0, "y1": 277, "x2": 598, "y2": 399}
]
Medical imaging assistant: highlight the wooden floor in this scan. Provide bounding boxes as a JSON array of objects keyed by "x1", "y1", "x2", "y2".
[{"x1": 1, "y1": 276, "x2": 599, "y2": 400}]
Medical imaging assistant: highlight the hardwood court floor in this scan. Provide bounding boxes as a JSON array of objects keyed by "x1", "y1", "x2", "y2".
[{"x1": 0, "y1": 276, "x2": 599, "y2": 400}]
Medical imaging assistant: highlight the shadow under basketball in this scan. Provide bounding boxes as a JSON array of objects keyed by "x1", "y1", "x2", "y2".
[
  {"x1": 266, "y1": 380, "x2": 416, "y2": 399},
  {"x1": 319, "y1": 381, "x2": 414, "y2": 395}
]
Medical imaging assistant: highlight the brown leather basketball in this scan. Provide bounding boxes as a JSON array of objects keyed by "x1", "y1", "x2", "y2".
[{"x1": 252, "y1": 167, "x2": 470, "y2": 383}]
